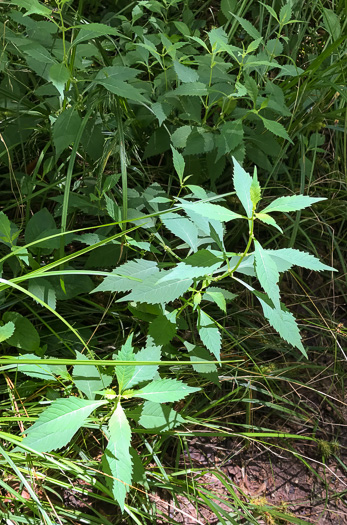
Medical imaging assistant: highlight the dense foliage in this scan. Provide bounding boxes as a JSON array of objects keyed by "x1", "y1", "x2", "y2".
[{"x1": 0, "y1": 0, "x2": 346, "y2": 524}]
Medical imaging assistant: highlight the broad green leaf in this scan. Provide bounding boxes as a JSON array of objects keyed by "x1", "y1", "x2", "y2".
[
  {"x1": 52, "y1": 108, "x2": 82, "y2": 158},
  {"x1": 171, "y1": 146, "x2": 185, "y2": 183},
  {"x1": 166, "y1": 82, "x2": 208, "y2": 97},
  {"x1": 232, "y1": 14, "x2": 262, "y2": 40},
  {"x1": 255, "y1": 213, "x2": 283, "y2": 233},
  {"x1": 22, "y1": 42, "x2": 55, "y2": 64},
  {"x1": 260, "y1": 116, "x2": 293, "y2": 143},
  {"x1": 20, "y1": 397, "x2": 106, "y2": 452},
  {"x1": 148, "y1": 313, "x2": 176, "y2": 346},
  {"x1": 171, "y1": 125, "x2": 192, "y2": 149},
  {"x1": 161, "y1": 213, "x2": 199, "y2": 252},
  {"x1": 72, "y1": 23, "x2": 121, "y2": 46},
  {"x1": 73, "y1": 351, "x2": 112, "y2": 400},
  {"x1": 266, "y1": 248, "x2": 336, "y2": 273},
  {"x1": 0, "y1": 321, "x2": 15, "y2": 343},
  {"x1": 184, "y1": 128, "x2": 215, "y2": 156},
  {"x1": 204, "y1": 291, "x2": 226, "y2": 313},
  {"x1": 134, "y1": 378, "x2": 199, "y2": 403},
  {"x1": 121, "y1": 272, "x2": 193, "y2": 305},
  {"x1": 208, "y1": 27, "x2": 228, "y2": 50},
  {"x1": 216, "y1": 120, "x2": 243, "y2": 160},
  {"x1": 322, "y1": 8, "x2": 341, "y2": 40},
  {"x1": 93, "y1": 260, "x2": 159, "y2": 294},
  {"x1": 125, "y1": 344, "x2": 161, "y2": 389},
  {"x1": 103, "y1": 403, "x2": 132, "y2": 511},
  {"x1": 94, "y1": 66, "x2": 147, "y2": 103},
  {"x1": 173, "y1": 61, "x2": 199, "y2": 83},
  {"x1": 185, "y1": 342, "x2": 219, "y2": 378},
  {"x1": 0, "y1": 212, "x2": 15, "y2": 246},
  {"x1": 244, "y1": 74, "x2": 258, "y2": 104},
  {"x1": 262, "y1": 195, "x2": 325, "y2": 214},
  {"x1": 221, "y1": 0, "x2": 237, "y2": 21},
  {"x1": 24, "y1": 208, "x2": 59, "y2": 254},
  {"x1": 205, "y1": 286, "x2": 237, "y2": 302},
  {"x1": 198, "y1": 310, "x2": 221, "y2": 360},
  {"x1": 151, "y1": 102, "x2": 168, "y2": 126},
  {"x1": 11, "y1": 0, "x2": 51, "y2": 17},
  {"x1": 232, "y1": 157, "x2": 253, "y2": 217},
  {"x1": 158, "y1": 253, "x2": 223, "y2": 284},
  {"x1": 279, "y1": 2, "x2": 292, "y2": 25},
  {"x1": 49, "y1": 62, "x2": 70, "y2": 98},
  {"x1": 14, "y1": 354, "x2": 56, "y2": 381},
  {"x1": 179, "y1": 200, "x2": 242, "y2": 223},
  {"x1": 254, "y1": 240, "x2": 280, "y2": 309},
  {"x1": 3, "y1": 312, "x2": 40, "y2": 352},
  {"x1": 28, "y1": 278, "x2": 56, "y2": 311},
  {"x1": 115, "y1": 336, "x2": 136, "y2": 393},
  {"x1": 139, "y1": 401, "x2": 185, "y2": 430}
]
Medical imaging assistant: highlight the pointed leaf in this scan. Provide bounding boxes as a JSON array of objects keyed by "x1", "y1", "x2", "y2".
[
  {"x1": 49, "y1": 62, "x2": 70, "y2": 98},
  {"x1": 161, "y1": 213, "x2": 199, "y2": 252},
  {"x1": 121, "y1": 272, "x2": 193, "y2": 305},
  {"x1": 52, "y1": 108, "x2": 82, "y2": 158},
  {"x1": 232, "y1": 157, "x2": 253, "y2": 217},
  {"x1": 73, "y1": 351, "x2": 112, "y2": 400},
  {"x1": 173, "y1": 61, "x2": 199, "y2": 83},
  {"x1": 115, "y1": 337, "x2": 136, "y2": 393},
  {"x1": 255, "y1": 213, "x2": 283, "y2": 233},
  {"x1": 148, "y1": 313, "x2": 176, "y2": 346},
  {"x1": 93, "y1": 260, "x2": 159, "y2": 293},
  {"x1": 179, "y1": 200, "x2": 242, "y2": 223},
  {"x1": 171, "y1": 146, "x2": 185, "y2": 183},
  {"x1": 254, "y1": 240, "x2": 280, "y2": 309},
  {"x1": 0, "y1": 322, "x2": 15, "y2": 343},
  {"x1": 198, "y1": 310, "x2": 221, "y2": 360},
  {"x1": 125, "y1": 344, "x2": 161, "y2": 389},
  {"x1": 232, "y1": 14, "x2": 262, "y2": 40},
  {"x1": 260, "y1": 117, "x2": 293, "y2": 143},
  {"x1": 166, "y1": 82, "x2": 208, "y2": 97},
  {"x1": 266, "y1": 248, "x2": 336, "y2": 273},
  {"x1": 20, "y1": 398, "x2": 106, "y2": 452},
  {"x1": 134, "y1": 378, "x2": 199, "y2": 403},
  {"x1": 262, "y1": 195, "x2": 325, "y2": 214},
  {"x1": 3, "y1": 312, "x2": 40, "y2": 352},
  {"x1": 139, "y1": 401, "x2": 185, "y2": 430}
]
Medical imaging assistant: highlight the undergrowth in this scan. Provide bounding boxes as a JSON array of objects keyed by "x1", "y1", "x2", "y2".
[{"x1": 0, "y1": 0, "x2": 346, "y2": 524}]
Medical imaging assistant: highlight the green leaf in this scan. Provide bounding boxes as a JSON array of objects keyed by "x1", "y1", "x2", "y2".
[
  {"x1": 179, "y1": 200, "x2": 242, "y2": 223},
  {"x1": 48, "y1": 62, "x2": 70, "y2": 98},
  {"x1": 161, "y1": 213, "x2": 199, "y2": 252},
  {"x1": 232, "y1": 14, "x2": 262, "y2": 40},
  {"x1": 28, "y1": 278, "x2": 56, "y2": 311},
  {"x1": 3, "y1": 312, "x2": 40, "y2": 352},
  {"x1": 20, "y1": 397, "x2": 105, "y2": 452},
  {"x1": 198, "y1": 310, "x2": 221, "y2": 360},
  {"x1": 204, "y1": 291, "x2": 226, "y2": 313},
  {"x1": 73, "y1": 351, "x2": 112, "y2": 400},
  {"x1": 260, "y1": 116, "x2": 293, "y2": 143},
  {"x1": 158, "y1": 253, "x2": 223, "y2": 284},
  {"x1": 121, "y1": 272, "x2": 193, "y2": 305},
  {"x1": 115, "y1": 337, "x2": 136, "y2": 393},
  {"x1": 94, "y1": 66, "x2": 147, "y2": 103},
  {"x1": 72, "y1": 23, "x2": 121, "y2": 46},
  {"x1": 279, "y1": 2, "x2": 292, "y2": 24},
  {"x1": 254, "y1": 240, "x2": 280, "y2": 309},
  {"x1": 232, "y1": 157, "x2": 253, "y2": 217},
  {"x1": 266, "y1": 248, "x2": 336, "y2": 273},
  {"x1": 11, "y1": 0, "x2": 51, "y2": 17},
  {"x1": 173, "y1": 61, "x2": 199, "y2": 83},
  {"x1": 125, "y1": 344, "x2": 161, "y2": 389},
  {"x1": 166, "y1": 82, "x2": 208, "y2": 97},
  {"x1": 151, "y1": 102, "x2": 168, "y2": 126},
  {"x1": 250, "y1": 167, "x2": 261, "y2": 206},
  {"x1": 148, "y1": 313, "x2": 176, "y2": 346},
  {"x1": 52, "y1": 108, "x2": 82, "y2": 158},
  {"x1": 139, "y1": 401, "x2": 185, "y2": 430},
  {"x1": 185, "y1": 342, "x2": 219, "y2": 378},
  {"x1": 14, "y1": 354, "x2": 57, "y2": 381},
  {"x1": 171, "y1": 125, "x2": 192, "y2": 149},
  {"x1": 244, "y1": 74, "x2": 258, "y2": 104},
  {"x1": 0, "y1": 321, "x2": 15, "y2": 343},
  {"x1": 0, "y1": 211, "x2": 15, "y2": 246},
  {"x1": 322, "y1": 8, "x2": 341, "y2": 40},
  {"x1": 93, "y1": 260, "x2": 159, "y2": 294},
  {"x1": 24, "y1": 208, "x2": 59, "y2": 254},
  {"x1": 262, "y1": 195, "x2": 325, "y2": 214},
  {"x1": 255, "y1": 213, "x2": 283, "y2": 233},
  {"x1": 205, "y1": 286, "x2": 237, "y2": 302},
  {"x1": 221, "y1": 0, "x2": 237, "y2": 21},
  {"x1": 103, "y1": 403, "x2": 132, "y2": 511},
  {"x1": 134, "y1": 378, "x2": 199, "y2": 403},
  {"x1": 216, "y1": 120, "x2": 244, "y2": 160},
  {"x1": 171, "y1": 146, "x2": 185, "y2": 183}
]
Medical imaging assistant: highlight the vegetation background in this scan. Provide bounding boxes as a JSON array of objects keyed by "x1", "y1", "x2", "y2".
[{"x1": 0, "y1": 0, "x2": 346, "y2": 523}]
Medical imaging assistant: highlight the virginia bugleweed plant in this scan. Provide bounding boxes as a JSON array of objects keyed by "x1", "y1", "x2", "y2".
[{"x1": 0, "y1": 0, "x2": 345, "y2": 524}]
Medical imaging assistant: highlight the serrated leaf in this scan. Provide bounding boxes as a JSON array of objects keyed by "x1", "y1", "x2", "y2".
[
  {"x1": 254, "y1": 240, "x2": 280, "y2": 309},
  {"x1": 216, "y1": 120, "x2": 244, "y2": 160},
  {"x1": 28, "y1": 278, "x2": 56, "y2": 311},
  {"x1": 173, "y1": 61, "x2": 199, "y2": 83},
  {"x1": 221, "y1": 0, "x2": 237, "y2": 21},
  {"x1": 120, "y1": 272, "x2": 193, "y2": 305},
  {"x1": 262, "y1": 195, "x2": 325, "y2": 214},
  {"x1": 198, "y1": 310, "x2": 221, "y2": 360},
  {"x1": 94, "y1": 66, "x2": 147, "y2": 103},
  {"x1": 232, "y1": 14, "x2": 262, "y2": 40},
  {"x1": 255, "y1": 213, "x2": 283, "y2": 233},
  {"x1": 3, "y1": 312, "x2": 40, "y2": 352},
  {"x1": 49, "y1": 62, "x2": 70, "y2": 98},
  {"x1": 125, "y1": 344, "x2": 161, "y2": 389},
  {"x1": 171, "y1": 125, "x2": 192, "y2": 149},
  {"x1": 279, "y1": 2, "x2": 292, "y2": 25},
  {"x1": 244, "y1": 74, "x2": 258, "y2": 104},
  {"x1": 204, "y1": 291, "x2": 226, "y2": 313},
  {"x1": 0, "y1": 321, "x2": 15, "y2": 343},
  {"x1": 185, "y1": 342, "x2": 219, "y2": 376},
  {"x1": 93, "y1": 260, "x2": 159, "y2": 294},
  {"x1": 148, "y1": 313, "x2": 176, "y2": 346},
  {"x1": 161, "y1": 213, "x2": 199, "y2": 252},
  {"x1": 73, "y1": 351, "x2": 112, "y2": 400},
  {"x1": 14, "y1": 354, "x2": 56, "y2": 381},
  {"x1": 52, "y1": 108, "x2": 82, "y2": 158},
  {"x1": 0, "y1": 211, "x2": 14, "y2": 246},
  {"x1": 166, "y1": 82, "x2": 208, "y2": 97},
  {"x1": 12, "y1": 0, "x2": 51, "y2": 17},
  {"x1": 134, "y1": 378, "x2": 199, "y2": 403},
  {"x1": 171, "y1": 146, "x2": 185, "y2": 183},
  {"x1": 151, "y1": 102, "x2": 168, "y2": 126},
  {"x1": 20, "y1": 397, "x2": 106, "y2": 452},
  {"x1": 139, "y1": 401, "x2": 185, "y2": 430},
  {"x1": 260, "y1": 116, "x2": 293, "y2": 143},
  {"x1": 232, "y1": 157, "x2": 253, "y2": 217},
  {"x1": 205, "y1": 286, "x2": 237, "y2": 302},
  {"x1": 250, "y1": 167, "x2": 261, "y2": 206},
  {"x1": 179, "y1": 200, "x2": 242, "y2": 223},
  {"x1": 184, "y1": 128, "x2": 214, "y2": 156},
  {"x1": 115, "y1": 337, "x2": 136, "y2": 393},
  {"x1": 266, "y1": 248, "x2": 336, "y2": 273},
  {"x1": 158, "y1": 254, "x2": 222, "y2": 284},
  {"x1": 72, "y1": 23, "x2": 121, "y2": 46},
  {"x1": 103, "y1": 403, "x2": 132, "y2": 511}
]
